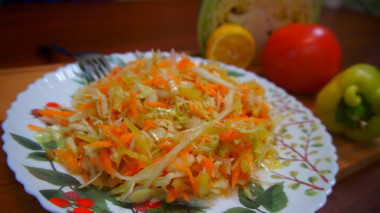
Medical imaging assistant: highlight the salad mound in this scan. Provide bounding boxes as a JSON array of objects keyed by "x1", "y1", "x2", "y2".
[{"x1": 30, "y1": 51, "x2": 281, "y2": 205}]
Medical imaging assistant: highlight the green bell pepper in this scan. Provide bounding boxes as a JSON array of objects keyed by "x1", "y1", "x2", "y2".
[{"x1": 316, "y1": 64, "x2": 380, "y2": 141}]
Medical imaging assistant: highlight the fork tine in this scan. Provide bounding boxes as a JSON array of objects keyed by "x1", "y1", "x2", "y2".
[
  {"x1": 98, "y1": 55, "x2": 111, "y2": 73},
  {"x1": 79, "y1": 63, "x2": 95, "y2": 83},
  {"x1": 77, "y1": 53, "x2": 110, "y2": 81},
  {"x1": 87, "y1": 57, "x2": 104, "y2": 79},
  {"x1": 80, "y1": 60, "x2": 99, "y2": 81},
  {"x1": 91, "y1": 55, "x2": 110, "y2": 78}
]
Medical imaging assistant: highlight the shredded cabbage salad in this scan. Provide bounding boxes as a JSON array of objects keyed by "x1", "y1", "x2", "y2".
[{"x1": 29, "y1": 51, "x2": 282, "y2": 205}]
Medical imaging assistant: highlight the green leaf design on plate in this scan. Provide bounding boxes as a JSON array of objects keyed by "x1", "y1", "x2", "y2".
[
  {"x1": 40, "y1": 189, "x2": 65, "y2": 200},
  {"x1": 300, "y1": 163, "x2": 309, "y2": 168},
  {"x1": 318, "y1": 170, "x2": 331, "y2": 175},
  {"x1": 256, "y1": 184, "x2": 288, "y2": 212},
  {"x1": 282, "y1": 160, "x2": 291, "y2": 167},
  {"x1": 311, "y1": 143, "x2": 324, "y2": 147},
  {"x1": 106, "y1": 55, "x2": 126, "y2": 67},
  {"x1": 223, "y1": 207, "x2": 257, "y2": 213},
  {"x1": 25, "y1": 166, "x2": 80, "y2": 186},
  {"x1": 283, "y1": 134, "x2": 293, "y2": 140},
  {"x1": 289, "y1": 171, "x2": 299, "y2": 178},
  {"x1": 315, "y1": 158, "x2": 322, "y2": 164},
  {"x1": 27, "y1": 152, "x2": 49, "y2": 161},
  {"x1": 238, "y1": 188, "x2": 260, "y2": 209},
  {"x1": 324, "y1": 157, "x2": 332, "y2": 163},
  {"x1": 11, "y1": 133, "x2": 42, "y2": 150},
  {"x1": 288, "y1": 183, "x2": 300, "y2": 190},
  {"x1": 227, "y1": 70, "x2": 245, "y2": 77},
  {"x1": 305, "y1": 189, "x2": 318, "y2": 196},
  {"x1": 311, "y1": 123, "x2": 320, "y2": 131},
  {"x1": 74, "y1": 185, "x2": 112, "y2": 212},
  {"x1": 308, "y1": 176, "x2": 318, "y2": 183},
  {"x1": 312, "y1": 136, "x2": 322, "y2": 141},
  {"x1": 308, "y1": 150, "x2": 319, "y2": 155}
]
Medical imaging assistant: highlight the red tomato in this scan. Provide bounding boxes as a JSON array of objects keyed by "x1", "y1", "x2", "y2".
[{"x1": 262, "y1": 24, "x2": 342, "y2": 93}]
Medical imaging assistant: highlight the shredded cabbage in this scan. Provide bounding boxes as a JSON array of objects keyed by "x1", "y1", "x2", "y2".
[{"x1": 31, "y1": 50, "x2": 282, "y2": 205}]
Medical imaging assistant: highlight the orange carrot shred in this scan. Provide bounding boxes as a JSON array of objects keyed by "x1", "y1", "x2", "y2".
[
  {"x1": 231, "y1": 165, "x2": 241, "y2": 188},
  {"x1": 158, "y1": 60, "x2": 169, "y2": 68},
  {"x1": 100, "y1": 149, "x2": 114, "y2": 178},
  {"x1": 172, "y1": 161, "x2": 197, "y2": 196},
  {"x1": 27, "y1": 124, "x2": 44, "y2": 132},
  {"x1": 165, "y1": 188, "x2": 178, "y2": 203},
  {"x1": 168, "y1": 72, "x2": 180, "y2": 85},
  {"x1": 38, "y1": 109, "x2": 74, "y2": 117},
  {"x1": 200, "y1": 154, "x2": 214, "y2": 176},
  {"x1": 143, "y1": 119, "x2": 157, "y2": 130},
  {"x1": 76, "y1": 102, "x2": 95, "y2": 110},
  {"x1": 85, "y1": 141, "x2": 114, "y2": 147},
  {"x1": 144, "y1": 101, "x2": 169, "y2": 109}
]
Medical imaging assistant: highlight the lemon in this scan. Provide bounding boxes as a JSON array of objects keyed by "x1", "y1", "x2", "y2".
[{"x1": 205, "y1": 23, "x2": 256, "y2": 68}]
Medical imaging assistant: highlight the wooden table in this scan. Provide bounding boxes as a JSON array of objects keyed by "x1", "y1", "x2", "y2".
[{"x1": 1, "y1": 1, "x2": 379, "y2": 212}]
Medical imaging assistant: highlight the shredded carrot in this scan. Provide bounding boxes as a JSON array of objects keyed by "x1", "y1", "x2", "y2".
[
  {"x1": 119, "y1": 132, "x2": 134, "y2": 147},
  {"x1": 200, "y1": 154, "x2": 214, "y2": 176},
  {"x1": 98, "y1": 83, "x2": 110, "y2": 95},
  {"x1": 165, "y1": 188, "x2": 178, "y2": 203},
  {"x1": 27, "y1": 124, "x2": 44, "y2": 132},
  {"x1": 76, "y1": 102, "x2": 95, "y2": 110},
  {"x1": 258, "y1": 102, "x2": 269, "y2": 118},
  {"x1": 181, "y1": 192, "x2": 190, "y2": 202},
  {"x1": 197, "y1": 82, "x2": 213, "y2": 97},
  {"x1": 158, "y1": 60, "x2": 169, "y2": 68},
  {"x1": 219, "y1": 128, "x2": 245, "y2": 142},
  {"x1": 143, "y1": 119, "x2": 156, "y2": 130},
  {"x1": 144, "y1": 101, "x2": 169, "y2": 109},
  {"x1": 60, "y1": 119, "x2": 68, "y2": 127},
  {"x1": 90, "y1": 156, "x2": 98, "y2": 165},
  {"x1": 207, "y1": 107, "x2": 214, "y2": 114},
  {"x1": 168, "y1": 71, "x2": 180, "y2": 85},
  {"x1": 189, "y1": 102, "x2": 195, "y2": 112},
  {"x1": 51, "y1": 149, "x2": 81, "y2": 174},
  {"x1": 85, "y1": 140, "x2": 114, "y2": 147},
  {"x1": 100, "y1": 149, "x2": 114, "y2": 177},
  {"x1": 176, "y1": 57, "x2": 195, "y2": 70},
  {"x1": 37, "y1": 109, "x2": 74, "y2": 117},
  {"x1": 231, "y1": 164, "x2": 241, "y2": 188},
  {"x1": 172, "y1": 161, "x2": 197, "y2": 196},
  {"x1": 82, "y1": 172, "x2": 90, "y2": 182}
]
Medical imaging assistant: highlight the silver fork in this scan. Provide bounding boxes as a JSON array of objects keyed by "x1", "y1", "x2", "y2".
[{"x1": 52, "y1": 45, "x2": 111, "y2": 82}]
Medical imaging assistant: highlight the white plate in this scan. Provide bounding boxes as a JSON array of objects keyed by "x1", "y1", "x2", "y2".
[{"x1": 2, "y1": 52, "x2": 338, "y2": 213}]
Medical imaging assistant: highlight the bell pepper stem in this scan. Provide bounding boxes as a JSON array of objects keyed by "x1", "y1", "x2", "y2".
[{"x1": 344, "y1": 85, "x2": 362, "y2": 107}]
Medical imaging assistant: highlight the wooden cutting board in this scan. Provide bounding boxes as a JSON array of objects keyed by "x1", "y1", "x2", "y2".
[{"x1": 1, "y1": 64, "x2": 379, "y2": 181}]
